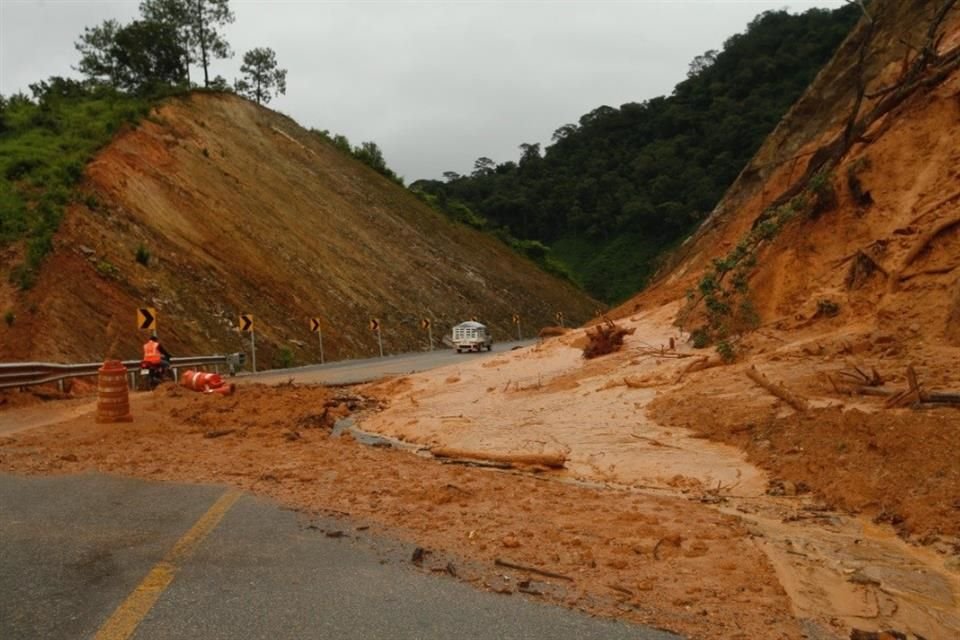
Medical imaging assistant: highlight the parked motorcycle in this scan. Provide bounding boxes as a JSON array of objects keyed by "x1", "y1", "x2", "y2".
[{"x1": 139, "y1": 359, "x2": 172, "y2": 390}]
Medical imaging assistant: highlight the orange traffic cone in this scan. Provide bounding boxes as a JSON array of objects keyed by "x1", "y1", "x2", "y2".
[{"x1": 96, "y1": 360, "x2": 132, "y2": 423}]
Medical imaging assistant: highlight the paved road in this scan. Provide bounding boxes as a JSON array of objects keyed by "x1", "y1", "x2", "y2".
[
  {"x1": 0, "y1": 342, "x2": 533, "y2": 437},
  {"x1": 242, "y1": 340, "x2": 535, "y2": 386},
  {"x1": 0, "y1": 474, "x2": 681, "y2": 640}
]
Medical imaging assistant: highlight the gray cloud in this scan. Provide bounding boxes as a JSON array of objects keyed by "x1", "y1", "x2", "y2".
[{"x1": 1, "y1": 0, "x2": 844, "y2": 181}]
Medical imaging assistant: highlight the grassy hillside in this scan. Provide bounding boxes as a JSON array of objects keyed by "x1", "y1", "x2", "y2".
[{"x1": 0, "y1": 80, "x2": 151, "y2": 289}]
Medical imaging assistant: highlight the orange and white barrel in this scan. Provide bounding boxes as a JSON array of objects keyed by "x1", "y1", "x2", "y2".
[
  {"x1": 96, "y1": 360, "x2": 132, "y2": 423},
  {"x1": 180, "y1": 370, "x2": 227, "y2": 393}
]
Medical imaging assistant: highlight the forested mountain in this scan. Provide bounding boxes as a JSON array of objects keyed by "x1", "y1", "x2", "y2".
[{"x1": 411, "y1": 6, "x2": 861, "y2": 302}]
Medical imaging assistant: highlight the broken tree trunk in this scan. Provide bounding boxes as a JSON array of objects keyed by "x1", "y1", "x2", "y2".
[
  {"x1": 746, "y1": 366, "x2": 810, "y2": 412},
  {"x1": 675, "y1": 354, "x2": 725, "y2": 383},
  {"x1": 430, "y1": 447, "x2": 567, "y2": 469},
  {"x1": 891, "y1": 214, "x2": 960, "y2": 289}
]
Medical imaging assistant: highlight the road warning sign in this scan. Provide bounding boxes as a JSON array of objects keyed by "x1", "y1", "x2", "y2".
[
  {"x1": 369, "y1": 318, "x2": 380, "y2": 332},
  {"x1": 239, "y1": 314, "x2": 254, "y2": 333},
  {"x1": 511, "y1": 313, "x2": 520, "y2": 325},
  {"x1": 310, "y1": 317, "x2": 321, "y2": 333},
  {"x1": 137, "y1": 308, "x2": 157, "y2": 331},
  {"x1": 420, "y1": 318, "x2": 431, "y2": 330}
]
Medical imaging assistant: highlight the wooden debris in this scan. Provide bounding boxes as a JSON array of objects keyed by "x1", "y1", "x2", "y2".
[
  {"x1": 899, "y1": 214, "x2": 960, "y2": 272},
  {"x1": 203, "y1": 428, "x2": 237, "y2": 439},
  {"x1": 438, "y1": 458, "x2": 514, "y2": 470},
  {"x1": 746, "y1": 366, "x2": 810, "y2": 412},
  {"x1": 431, "y1": 447, "x2": 566, "y2": 469},
  {"x1": 675, "y1": 354, "x2": 724, "y2": 383},
  {"x1": 831, "y1": 365, "x2": 960, "y2": 408},
  {"x1": 582, "y1": 319, "x2": 636, "y2": 359},
  {"x1": 607, "y1": 583, "x2": 634, "y2": 596},
  {"x1": 495, "y1": 558, "x2": 573, "y2": 582},
  {"x1": 837, "y1": 365, "x2": 884, "y2": 387},
  {"x1": 411, "y1": 546, "x2": 428, "y2": 565}
]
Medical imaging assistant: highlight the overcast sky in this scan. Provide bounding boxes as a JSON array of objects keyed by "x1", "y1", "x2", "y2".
[{"x1": 1, "y1": 0, "x2": 845, "y2": 181}]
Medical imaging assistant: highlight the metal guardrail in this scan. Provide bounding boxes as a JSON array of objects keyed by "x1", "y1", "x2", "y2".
[{"x1": 0, "y1": 353, "x2": 245, "y2": 390}]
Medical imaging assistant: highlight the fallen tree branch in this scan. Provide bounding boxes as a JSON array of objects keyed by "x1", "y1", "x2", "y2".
[
  {"x1": 898, "y1": 264, "x2": 959, "y2": 282},
  {"x1": 203, "y1": 428, "x2": 237, "y2": 439},
  {"x1": 495, "y1": 558, "x2": 573, "y2": 581},
  {"x1": 431, "y1": 447, "x2": 567, "y2": 469},
  {"x1": 898, "y1": 214, "x2": 960, "y2": 271},
  {"x1": 675, "y1": 355, "x2": 725, "y2": 383},
  {"x1": 438, "y1": 458, "x2": 513, "y2": 470},
  {"x1": 746, "y1": 366, "x2": 810, "y2": 412}
]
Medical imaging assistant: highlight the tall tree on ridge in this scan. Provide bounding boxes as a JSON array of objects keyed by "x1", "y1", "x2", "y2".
[
  {"x1": 235, "y1": 47, "x2": 287, "y2": 104},
  {"x1": 139, "y1": 0, "x2": 234, "y2": 88}
]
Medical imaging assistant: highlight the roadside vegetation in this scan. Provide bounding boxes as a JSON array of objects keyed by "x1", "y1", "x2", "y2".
[
  {"x1": 412, "y1": 6, "x2": 861, "y2": 302},
  {"x1": 0, "y1": 0, "x2": 291, "y2": 290},
  {"x1": 0, "y1": 82, "x2": 151, "y2": 289}
]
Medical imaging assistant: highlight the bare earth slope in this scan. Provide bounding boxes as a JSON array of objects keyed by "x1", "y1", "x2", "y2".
[
  {"x1": 2, "y1": 3, "x2": 959, "y2": 639},
  {"x1": 0, "y1": 93, "x2": 596, "y2": 364}
]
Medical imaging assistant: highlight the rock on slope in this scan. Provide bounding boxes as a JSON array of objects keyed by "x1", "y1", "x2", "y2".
[{"x1": 0, "y1": 93, "x2": 596, "y2": 364}]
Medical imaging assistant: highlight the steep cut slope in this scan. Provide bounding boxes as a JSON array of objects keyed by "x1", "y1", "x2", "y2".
[
  {"x1": 621, "y1": 0, "x2": 960, "y2": 349},
  {"x1": 0, "y1": 93, "x2": 596, "y2": 364}
]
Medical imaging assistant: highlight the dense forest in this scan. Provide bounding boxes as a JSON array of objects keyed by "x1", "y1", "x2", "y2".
[{"x1": 411, "y1": 6, "x2": 861, "y2": 303}]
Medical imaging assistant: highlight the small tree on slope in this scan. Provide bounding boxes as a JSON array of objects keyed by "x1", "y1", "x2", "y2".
[{"x1": 235, "y1": 47, "x2": 287, "y2": 105}]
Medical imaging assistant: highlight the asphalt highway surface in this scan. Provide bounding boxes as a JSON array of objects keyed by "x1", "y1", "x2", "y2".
[
  {"x1": 242, "y1": 340, "x2": 535, "y2": 386},
  {"x1": 0, "y1": 474, "x2": 682, "y2": 640}
]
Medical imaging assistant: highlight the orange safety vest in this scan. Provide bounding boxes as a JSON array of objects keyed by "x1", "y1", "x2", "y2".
[{"x1": 143, "y1": 340, "x2": 162, "y2": 364}]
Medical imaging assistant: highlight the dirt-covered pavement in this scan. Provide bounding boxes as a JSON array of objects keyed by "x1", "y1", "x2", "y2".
[{"x1": 2, "y1": 304, "x2": 958, "y2": 639}]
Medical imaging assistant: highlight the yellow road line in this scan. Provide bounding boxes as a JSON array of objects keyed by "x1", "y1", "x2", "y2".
[{"x1": 94, "y1": 490, "x2": 242, "y2": 640}]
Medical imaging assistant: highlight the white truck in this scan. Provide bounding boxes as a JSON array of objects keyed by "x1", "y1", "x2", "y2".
[{"x1": 452, "y1": 321, "x2": 493, "y2": 353}]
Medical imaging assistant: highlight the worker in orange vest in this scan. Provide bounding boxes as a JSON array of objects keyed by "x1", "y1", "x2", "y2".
[{"x1": 143, "y1": 333, "x2": 172, "y2": 366}]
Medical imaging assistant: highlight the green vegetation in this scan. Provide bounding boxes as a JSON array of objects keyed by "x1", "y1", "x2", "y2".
[
  {"x1": 685, "y1": 194, "x2": 806, "y2": 350},
  {"x1": 1, "y1": 0, "x2": 303, "y2": 289},
  {"x1": 682, "y1": 165, "x2": 843, "y2": 356},
  {"x1": 3, "y1": 310, "x2": 15, "y2": 327},
  {"x1": 311, "y1": 129, "x2": 404, "y2": 186},
  {"x1": 274, "y1": 346, "x2": 295, "y2": 369},
  {"x1": 235, "y1": 47, "x2": 287, "y2": 105},
  {"x1": 412, "y1": 6, "x2": 860, "y2": 303},
  {"x1": 135, "y1": 243, "x2": 151, "y2": 266},
  {"x1": 0, "y1": 80, "x2": 151, "y2": 288}
]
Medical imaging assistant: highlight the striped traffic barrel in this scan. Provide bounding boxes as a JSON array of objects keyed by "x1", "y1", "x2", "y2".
[{"x1": 95, "y1": 360, "x2": 133, "y2": 423}]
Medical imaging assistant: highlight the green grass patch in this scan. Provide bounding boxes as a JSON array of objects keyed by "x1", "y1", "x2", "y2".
[{"x1": 1, "y1": 85, "x2": 152, "y2": 288}]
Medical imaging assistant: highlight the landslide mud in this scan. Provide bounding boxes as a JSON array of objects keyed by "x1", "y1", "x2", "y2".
[
  {"x1": 0, "y1": 383, "x2": 796, "y2": 640},
  {"x1": 359, "y1": 306, "x2": 960, "y2": 639}
]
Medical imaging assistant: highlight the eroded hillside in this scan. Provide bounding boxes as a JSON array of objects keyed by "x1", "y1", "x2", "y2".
[
  {"x1": 0, "y1": 93, "x2": 596, "y2": 364},
  {"x1": 626, "y1": 0, "x2": 960, "y2": 348}
]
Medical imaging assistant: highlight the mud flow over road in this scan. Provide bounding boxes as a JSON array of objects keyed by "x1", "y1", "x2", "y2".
[{"x1": 1, "y1": 307, "x2": 958, "y2": 639}]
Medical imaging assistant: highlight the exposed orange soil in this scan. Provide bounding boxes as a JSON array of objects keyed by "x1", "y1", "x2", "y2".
[
  {"x1": 3, "y1": 4, "x2": 960, "y2": 640},
  {"x1": 651, "y1": 375, "x2": 960, "y2": 542},
  {"x1": 0, "y1": 383, "x2": 798, "y2": 640}
]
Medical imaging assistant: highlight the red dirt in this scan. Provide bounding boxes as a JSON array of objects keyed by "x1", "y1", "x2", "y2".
[{"x1": 0, "y1": 383, "x2": 799, "y2": 640}]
